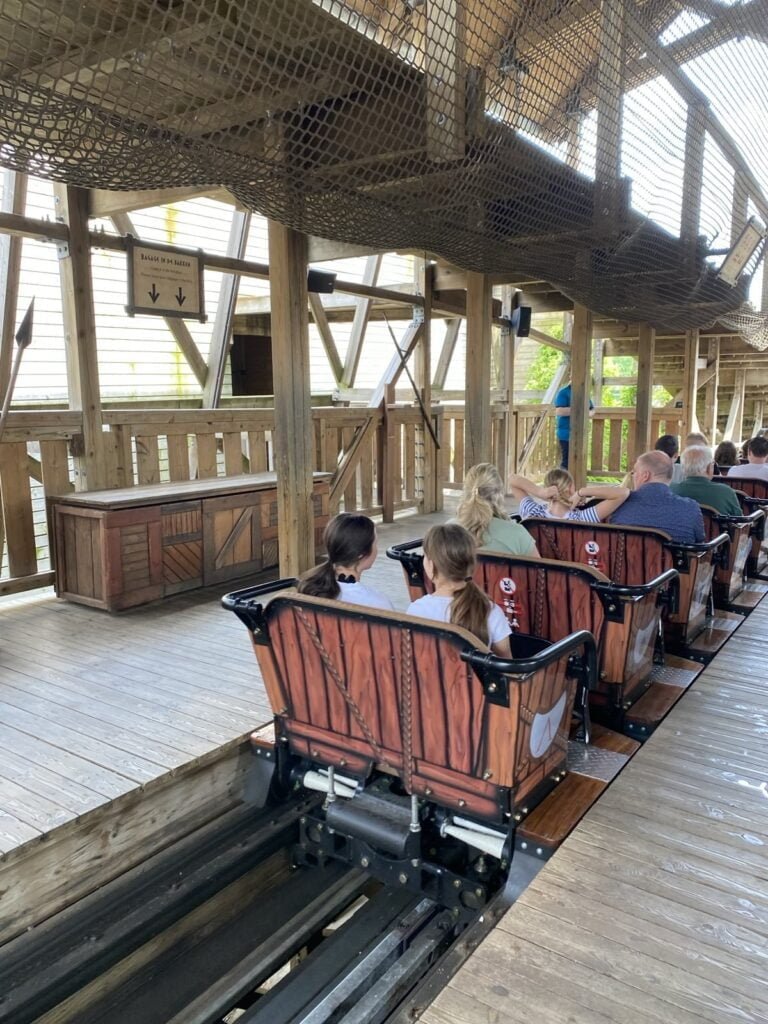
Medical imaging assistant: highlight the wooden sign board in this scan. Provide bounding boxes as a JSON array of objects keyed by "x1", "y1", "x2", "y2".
[{"x1": 126, "y1": 236, "x2": 206, "y2": 321}]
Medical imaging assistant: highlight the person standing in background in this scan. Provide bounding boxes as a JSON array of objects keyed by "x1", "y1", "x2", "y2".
[{"x1": 554, "y1": 378, "x2": 594, "y2": 469}]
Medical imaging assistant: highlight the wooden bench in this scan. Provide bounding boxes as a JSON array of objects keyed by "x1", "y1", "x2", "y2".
[
  {"x1": 386, "y1": 541, "x2": 677, "y2": 721},
  {"x1": 51, "y1": 473, "x2": 330, "y2": 610},
  {"x1": 522, "y1": 518, "x2": 728, "y2": 653},
  {"x1": 700, "y1": 504, "x2": 763, "y2": 609},
  {"x1": 713, "y1": 476, "x2": 768, "y2": 576}
]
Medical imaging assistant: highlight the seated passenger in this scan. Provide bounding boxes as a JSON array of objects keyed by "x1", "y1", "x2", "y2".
[
  {"x1": 714, "y1": 439, "x2": 739, "y2": 472},
  {"x1": 684, "y1": 431, "x2": 709, "y2": 448},
  {"x1": 609, "y1": 451, "x2": 705, "y2": 543},
  {"x1": 407, "y1": 523, "x2": 512, "y2": 657},
  {"x1": 670, "y1": 446, "x2": 743, "y2": 516},
  {"x1": 655, "y1": 434, "x2": 684, "y2": 483},
  {"x1": 727, "y1": 436, "x2": 768, "y2": 481},
  {"x1": 298, "y1": 513, "x2": 395, "y2": 610},
  {"x1": 457, "y1": 463, "x2": 540, "y2": 557},
  {"x1": 509, "y1": 469, "x2": 629, "y2": 523}
]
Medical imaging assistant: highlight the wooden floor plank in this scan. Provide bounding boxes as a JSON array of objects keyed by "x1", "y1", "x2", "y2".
[{"x1": 423, "y1": 596, "x2": 768, "y2": 1024}]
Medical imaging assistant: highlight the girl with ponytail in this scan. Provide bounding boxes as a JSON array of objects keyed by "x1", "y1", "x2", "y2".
[
  {"x1": 457, "y1": 463, "x2": 539, "y2": 557},
  {"x1": 407, "y1": 524, "x2": 512, "y2": 657},
  {"x1": 509, "y1": 469, "x2": 629, "y2": 522},
  {"x1": 298, "y1": 513, "x2": 394, "y2": 610}
]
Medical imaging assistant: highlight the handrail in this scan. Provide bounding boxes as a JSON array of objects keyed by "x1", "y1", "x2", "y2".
[{"x1": 461, "y1": 629, "x2": 598, "y2": 687}]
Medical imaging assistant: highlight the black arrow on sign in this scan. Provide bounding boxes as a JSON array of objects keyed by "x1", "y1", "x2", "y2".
[
  {"x1": 176, "y1": 287, "x2": 186, "y2": 307},
  {"x1": 148, "y1": 284, "x2": 159, "y2": 303}
]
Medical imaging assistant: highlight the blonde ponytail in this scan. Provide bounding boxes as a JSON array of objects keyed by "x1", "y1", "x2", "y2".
[{"x1": 457, "y1": 463, "x2": 508, "y2": 542}]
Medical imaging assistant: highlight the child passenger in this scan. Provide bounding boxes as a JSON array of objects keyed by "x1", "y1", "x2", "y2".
[
  {"x1": 407, "y1": 523, "x2": 512, "y2": 657},
  {"x1": 297, "y1": 513, "x2": 394, "y2": 610}
]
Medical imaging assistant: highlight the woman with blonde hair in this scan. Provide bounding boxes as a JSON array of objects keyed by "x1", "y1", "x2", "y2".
[
  {"x1": 457, "y1": 463, "x2": 539, "y2": 557},
  {"x1": 509, "y1": 468, "x2": 629, "y2": 522},
  {"x1": 407, "y1": 523, "x2": 511, "y2": 656}
]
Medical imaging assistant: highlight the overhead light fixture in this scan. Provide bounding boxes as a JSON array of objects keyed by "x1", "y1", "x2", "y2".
[{"x1": 716, "y1": 215, "x2": 766, "y2": 286}]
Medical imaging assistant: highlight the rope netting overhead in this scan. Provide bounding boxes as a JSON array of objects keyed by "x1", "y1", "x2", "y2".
[{"x1": 1, "y1": 0, "x2": 768, "y2": 340}]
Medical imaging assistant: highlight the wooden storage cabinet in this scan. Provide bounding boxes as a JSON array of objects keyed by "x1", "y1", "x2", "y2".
[{"x1": 52, "y1": 474, "x2": 330, "y2": 611}]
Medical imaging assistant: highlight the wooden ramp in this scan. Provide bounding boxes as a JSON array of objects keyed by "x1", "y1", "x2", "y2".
[{"x1": 421, "y1": 597, "x2": 768, "y2": 1024}]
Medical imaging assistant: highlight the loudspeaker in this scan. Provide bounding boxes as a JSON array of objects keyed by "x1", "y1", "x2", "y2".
[
  {"x1": 514, "y1": 305, "x2": 531, "y2": 337},
  {"x1": 307, "y1": 269, "x2": 336, "y2": 294}
]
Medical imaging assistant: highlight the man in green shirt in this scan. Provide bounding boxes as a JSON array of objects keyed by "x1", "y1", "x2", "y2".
[{"x1": 670, "y1": 445, "x2": 743, "y2": 516}]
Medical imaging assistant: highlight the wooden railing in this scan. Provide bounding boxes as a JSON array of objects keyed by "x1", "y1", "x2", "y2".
[{"x1": 0, "y1": 404, "x2": 443, "y2": 595}]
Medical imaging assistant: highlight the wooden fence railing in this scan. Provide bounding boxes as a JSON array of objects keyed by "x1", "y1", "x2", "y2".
[{"x1": 0, "y1": 405, "x2": 443, "y2": 595}]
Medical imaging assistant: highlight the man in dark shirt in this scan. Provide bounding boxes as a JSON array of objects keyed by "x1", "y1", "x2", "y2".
[
  {"x1": 609, "y1": 450, "x2": 705, "y2": 543},
  {"x1": 671, "y1": 446, "x2": 743, "y2": 516}
]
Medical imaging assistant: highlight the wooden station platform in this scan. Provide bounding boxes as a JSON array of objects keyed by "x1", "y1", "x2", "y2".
[{"x1": 422, "y1": 596, "x2": 768, "y2": 1024}]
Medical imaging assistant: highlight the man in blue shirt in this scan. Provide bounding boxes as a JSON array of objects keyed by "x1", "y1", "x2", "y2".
[
  {"x1": 554, "y1": 380, "x2": 594, "y2": 469},
  {"x1": 609, "y1": 450, "x2": 705, "y2": 543}
]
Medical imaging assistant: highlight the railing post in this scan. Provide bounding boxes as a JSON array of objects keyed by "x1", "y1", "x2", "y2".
[{"x1": 382, "y1": 384, "x2": 396, "y2": 523}]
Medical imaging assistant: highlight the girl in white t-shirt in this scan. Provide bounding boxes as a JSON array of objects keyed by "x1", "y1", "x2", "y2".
[
  {"x1": 297, "y1": 513, "x2": 394, "y2": 611},
  {"x1": 407, "y1": 523, "x2": 512, "y2": 657}
]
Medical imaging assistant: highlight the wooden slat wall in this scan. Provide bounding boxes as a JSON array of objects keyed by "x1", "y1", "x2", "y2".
[{"x1": 422, "y1": 598, "x2": 768, "y2": 1024}]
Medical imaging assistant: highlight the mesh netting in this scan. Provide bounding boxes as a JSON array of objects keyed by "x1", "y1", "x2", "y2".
[{"x1": 1, "y1": 0, "x2": 767, "y2": 338}]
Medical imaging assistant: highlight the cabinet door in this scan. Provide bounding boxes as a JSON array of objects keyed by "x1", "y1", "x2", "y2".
[
  {"x1": 161, "y1": 500, "x2": 203, "y2": 594},
  {"x1": 202, "y1": 490, "x2": 273, "y2": 586}
]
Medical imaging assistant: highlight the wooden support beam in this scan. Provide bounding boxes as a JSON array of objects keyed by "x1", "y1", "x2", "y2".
[
  {"x1": 111, "y1": 212, "x2": 208, "y2": 388},
  {"x1": 415, "y1": 261, "x2": 439, "y2": 512},
  {"x1": 268, "y1": 222, "x2": 314, "y2": 577},
  {"x1": 425, "y1": 0, "x2": 464, "y2": 161},
  {"x1": 592, "y1": 337, "x2": 604, "y2": 407},
  {"x1": 681, "y1": 104, "x2": 706, "y2": 258},
  {"x1": 342, "y1": 255, "x2": 382, "y2": 388},
  {"x1": 517, "y1": 357, "x2": 569, "y2": 475},
  {"x1": 203, "y1": 210, "x2": 251, "y2": 407},
  {"x1": 90, "y1": 186, "x2": 233, "y2": 219},
  {"x1": 368, "y1": 322, "x2": 424, "y2": 410},
  {"x1": 527, "y1": 326, "x2": 571, "y2": 353},
  {"x1": 500, "y1": 286, "x2": 516, "y2": 479},
  {"x1": 433, "y1": 318, "x2": 461, "y2": 390},
  {"x1": 723, "y1": 368, "x2": 746, "y2": 442},
  {"x1": 731, "y1": 171, "x2": 749, "y2": 244},
  {"x1": 53, "y1": 185, "x2": 107, "y2": 491},
  {"x1": 594, "y1": 0, "x2": 624, "y2": 225},
  {"x1": 681, "y1": 328, "x2": 700, "y2": 439},
  {"x1": 0, "y1": 172, "x2": 27, "y2": 397},
  {"x1": 569, "y1": 306, "x2": 592, "y2": 487},
  {"x1": 752, "y1": 399, "x2": 764, "y2": 438},
  {"x1": 308, "y1": 293, "x2": 344, "y2": 385},
  {"x1": 634, "y1": 324, "x2": 655, "y2": 454},
  {"x1": 465, "y1": 272, "x2": 492, "y2": 469},
  {"x1": 703, "y1": 337, "x2": 719, "y2": 443}
]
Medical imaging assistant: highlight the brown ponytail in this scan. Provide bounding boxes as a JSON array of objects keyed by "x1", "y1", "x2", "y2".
[
  {"x1": 297, "y1": 513, "x2": 376, "y2": 599},
  {"x1": 423, "y1": 523, "x2": 492, "y2": 646}
]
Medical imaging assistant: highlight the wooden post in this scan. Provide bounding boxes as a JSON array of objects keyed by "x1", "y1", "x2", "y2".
[
  {"x1": 703, "y1": 337, "x2": 719, "y2": 443},
  {"x1": 54, "y1": 184, "x2": 107, "y2": 491},
  {"x1": 569, "y1": 304, "x2": 592, "y2": 488},
  {"x1": 681, "y1": 104, "x2": 705, "y2": 267},
  {"x1": 268, "y1": 221, "x2": 314, "y2": 576},
  {"x1": 501, "y1": 286, "x2": 516, "y2": 483},
  {"x1": 752, "y1": 399, "x2": 764, "y2": 437},
  {"x1": 0, "y1": 171, "x2": 27, "y2": 397},
  {"x1": 465, "y1": 272, "x2": 492, "y2": 468},
  {"x1": 634, "y1": 323, "x2": 655, "y2": 454},
  {"x1": 382, "y1": 382, "x2": 397, "y2": 523},
  {"x1": 425, "y1": 0, "x2": 464, "y2": 161},
  {"x1": 592, "y1": 336, "x2": 604, "y2": 408},
  {"x1": 681, "y1": 328, "x2": 700, "y2": 439},
  {"x1": 723, "y1": 369, "x2": 746, "y2": 442},
  {"x1": 414, "y1": 261, "x2": 439, "y2": 512},
  {"x1": 594, "y1": 0, "x2": 624, "y2": 227},
  {"x1": 342, "y1": 254, "x2": 382, "y2": 388},
  {"x1": 203, "y1": 209, "x2": 251, "y2": 407}
]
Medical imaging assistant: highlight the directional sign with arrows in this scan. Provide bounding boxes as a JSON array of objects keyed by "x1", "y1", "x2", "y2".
[{"x1": 125, "y1": 236, "x2": 206, "y2": 321}]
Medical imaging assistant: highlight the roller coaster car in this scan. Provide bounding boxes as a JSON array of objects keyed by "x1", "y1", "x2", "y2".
[
  {"x1": 386, "y1": 542, "x2": 677, "y2": 729},
  {"x1": 713, "y1": 477, "x2": 768, "y2": 577},
  {"x1": 522, "y1": 518, "x2": 728, "y2": 655},
  {"x1": 223, "y1": 581, "x2": 597, "y2": 913},
  {"x1": 700, "y1": 504, "x2": 765, "y2": 610}
]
